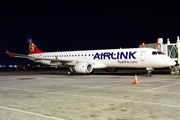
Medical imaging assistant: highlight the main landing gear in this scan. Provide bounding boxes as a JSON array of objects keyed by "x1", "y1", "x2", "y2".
[{"x1": 67, "y1": 67, "x2": 75, "y2": 75}]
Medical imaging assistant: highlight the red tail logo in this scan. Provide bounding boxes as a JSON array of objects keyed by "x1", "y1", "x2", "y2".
[{"x1": 27, "y1": 34, "x2": 44, "y2": 54}]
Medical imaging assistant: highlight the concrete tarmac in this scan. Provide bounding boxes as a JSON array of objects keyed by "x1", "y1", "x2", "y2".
[{"x1": 0, "y1": 70, "x2": 180, "y2": 120}]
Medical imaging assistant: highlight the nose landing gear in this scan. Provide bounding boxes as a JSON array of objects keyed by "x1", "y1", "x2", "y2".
[
  {"x1": 146, "y1": 67, "x2": 153, "y2": 76},
  {"x1": 146, "y1": 70, "x2": 152, "y2": 76}
]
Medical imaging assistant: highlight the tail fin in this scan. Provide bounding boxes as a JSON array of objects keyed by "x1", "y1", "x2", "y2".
[{"x1": 27, "y1": 34, "x2": 44, "y2": 54}]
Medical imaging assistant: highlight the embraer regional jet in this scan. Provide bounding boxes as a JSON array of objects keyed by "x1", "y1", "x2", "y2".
[{"x1": 5, "y1": 34, "x2": 176, "y2": 75}]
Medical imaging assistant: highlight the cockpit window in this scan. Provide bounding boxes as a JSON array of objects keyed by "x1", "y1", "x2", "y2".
[
  {"x1": 152, "y1": 51, "x2": 164, "y2": 55},
  {"x1": 157, "y1": 51, "x2": 164, "y2": 55},
  {"x1": 152, "y1": 51, "x2": 157, "y2": 55}
]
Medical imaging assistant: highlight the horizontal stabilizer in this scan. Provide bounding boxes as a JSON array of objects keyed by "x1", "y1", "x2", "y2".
[{"x1": 4, "y1": 46, "x2": 15, "y2": 57}]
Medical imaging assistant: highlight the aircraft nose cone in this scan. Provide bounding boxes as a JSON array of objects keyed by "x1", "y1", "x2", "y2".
[{"x1": 169, "y1": 60, "x2": 176, "y2": 66}]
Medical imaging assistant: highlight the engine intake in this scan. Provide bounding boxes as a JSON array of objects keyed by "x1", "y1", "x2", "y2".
[{"x1": 75, "y1": 62, "x2": 93, "y2": 74}]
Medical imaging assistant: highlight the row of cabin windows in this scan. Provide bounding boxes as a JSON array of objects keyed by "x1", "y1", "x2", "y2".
[
  {"x1": 42, "y1": 53, "x2": 133, "y2": 58},
  {"x1": 42, "y1": 54, "x2": 95, "y2": 58}
]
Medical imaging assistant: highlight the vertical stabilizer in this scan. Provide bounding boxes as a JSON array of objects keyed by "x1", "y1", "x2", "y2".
[{"x1": 27, "y1": 34, "x2": 44, "y2": 54}]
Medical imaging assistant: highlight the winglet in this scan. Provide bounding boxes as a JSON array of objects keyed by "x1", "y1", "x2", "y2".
[{"x1": 4, "y1": 46, "x2": 15, "y2": 57}]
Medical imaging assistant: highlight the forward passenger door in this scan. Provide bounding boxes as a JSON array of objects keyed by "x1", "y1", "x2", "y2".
[{"x1": 140, "y1": 51, "x2": 146, "y2": 61}]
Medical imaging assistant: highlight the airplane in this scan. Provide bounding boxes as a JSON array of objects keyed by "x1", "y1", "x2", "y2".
[{"x1": 4, "y1": 34, "x2": 176, "y2": 76}]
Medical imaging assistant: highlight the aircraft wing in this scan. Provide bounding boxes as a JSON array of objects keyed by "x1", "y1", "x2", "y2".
[
  {"x1": 29, "y1": 57, "x2": 75, "y2": 63},
  {"x1": 4, "y1": 46, "x2": 75, "y2": 63}
]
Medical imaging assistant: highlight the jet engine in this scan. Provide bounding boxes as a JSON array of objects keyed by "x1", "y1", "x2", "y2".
[{"x1": 74, "y1": 62, "x2": 93, "y2": 74}]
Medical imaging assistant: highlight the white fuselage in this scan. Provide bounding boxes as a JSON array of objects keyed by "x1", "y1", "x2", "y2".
[{"x1": 28, "y1": 48, "x2": 175, "y2": 69}]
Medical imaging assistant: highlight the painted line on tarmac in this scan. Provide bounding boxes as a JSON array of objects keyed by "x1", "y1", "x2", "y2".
[
  {"x1": 145, "y1": 82, "x2": 180, "y2": 91},
  {"x1": 0, "y1": 106, "x2": 65, "y2": 120},
  {"x1": 66, "y1": 85, "x2": 180, "y2": 94},
  {"x1": 2, "y1": 84, "x2": 180, "y2": 95},
  {"x1": 2, "y1": 87, "x2": 180, "y2": 108}
]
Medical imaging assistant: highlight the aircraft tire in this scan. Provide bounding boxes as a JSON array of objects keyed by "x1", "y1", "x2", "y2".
[
  {"x1": 67, "y1": 70, "x2": 74, "y2": 75},
  {"x1": 146, "y1": 71, "x2": 152, "y2": 76},
  {"x1": 147, "y1": 73, "x2": 152, "y2": 76}
]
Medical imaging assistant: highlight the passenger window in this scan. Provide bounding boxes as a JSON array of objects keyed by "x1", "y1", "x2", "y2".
[{"x1": 152, "y1": 51, "x2": 157, "y2": 55}]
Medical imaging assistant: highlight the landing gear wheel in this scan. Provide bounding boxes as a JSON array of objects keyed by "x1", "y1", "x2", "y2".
[
  {"x1": 67, "y1": 70, "x2": 74, "y2": 75},
  {"x1": 67, "y1": 69, "x2": 75, "y2": 75},
  {"x1": 147, "y1": 71, "x2": 152, "y2": 76}
]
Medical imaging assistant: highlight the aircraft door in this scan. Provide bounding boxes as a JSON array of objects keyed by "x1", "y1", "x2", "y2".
[{"x1": 140, "y1": 51, "x2": 145, "y2": 61}]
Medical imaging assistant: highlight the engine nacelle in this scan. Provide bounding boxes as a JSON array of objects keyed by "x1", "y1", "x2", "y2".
[{"x1": 75, "y1": 62, "x2": 93, "y2": 74}]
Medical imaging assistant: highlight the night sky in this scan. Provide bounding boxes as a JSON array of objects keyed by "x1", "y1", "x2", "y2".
[{"x1": 1, "y1": 1, "x2": 180, "y2": 65}]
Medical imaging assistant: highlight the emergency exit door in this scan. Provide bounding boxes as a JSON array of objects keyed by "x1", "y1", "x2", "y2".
[{"x1": 140, "y1": 51, "x2": 145, "y2": 61}]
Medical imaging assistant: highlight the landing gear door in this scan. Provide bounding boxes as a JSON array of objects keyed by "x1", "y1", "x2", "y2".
[{"x1": 140, "y1": 51, "x2": 146, "y2": 61}]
